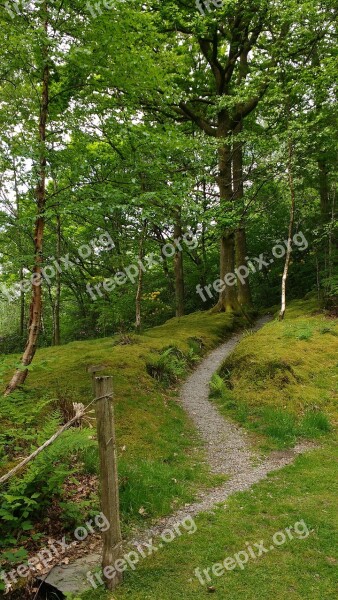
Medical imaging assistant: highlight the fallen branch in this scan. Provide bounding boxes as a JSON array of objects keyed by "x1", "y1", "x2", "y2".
[{"x1": 0, "y1": 403, "x2": 85, "y2": 486}]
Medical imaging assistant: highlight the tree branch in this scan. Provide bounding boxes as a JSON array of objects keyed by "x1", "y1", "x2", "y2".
[{"x1": 178, "y1": 102, "x2": 217, "y2": 136}]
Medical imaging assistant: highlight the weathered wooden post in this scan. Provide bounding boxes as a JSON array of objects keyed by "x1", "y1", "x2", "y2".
[
  {"x1": 87, "y1": 364, "x2": 106, "y2": 394},
  {"x1": 94, "y1": 376, "x2": 123, "y2": 590}
]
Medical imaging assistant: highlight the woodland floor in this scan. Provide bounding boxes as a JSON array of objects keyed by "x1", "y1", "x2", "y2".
[
  {"x1": 1, "y1": 300, "x2": 337, "y2": 600},
  {"x1": 44, "y1": 304, "x2": 337, "y2": 599}
]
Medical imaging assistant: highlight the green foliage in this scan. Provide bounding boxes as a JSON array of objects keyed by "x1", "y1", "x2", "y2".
[
  {"x1": 0, "y1": 311, "x2": 232, "y2": 561},
  {"x1": 209, "y1": 373, "x2": 227, "y2": 398},
  {"x1": 0, "y1": 407, "x2": 97, "y2": 553},
  {"x1": 146, "y1": 340, "x2": 203, "y2": 384},
  {"x1": 146, "y1": 346, "x2": 188, "y2": 384}
]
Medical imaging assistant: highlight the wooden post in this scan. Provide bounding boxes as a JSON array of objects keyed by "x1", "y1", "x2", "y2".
[
  {"x1": 87, "y1": 364, "x2": 106, "y2": 394},
  {"x1": 94, "y1": 376, "x2": 123, "y2": 590}
]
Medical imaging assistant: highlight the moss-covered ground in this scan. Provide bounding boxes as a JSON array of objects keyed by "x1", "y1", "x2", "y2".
[
  {"x1": 71, "y1": 299, "x2": 337, "y2": 600},
  {"x1": 0, "y1": 311, "x2": 243, "y2": 555}
]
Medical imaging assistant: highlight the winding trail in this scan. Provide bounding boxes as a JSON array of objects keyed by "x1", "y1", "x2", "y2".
[
  {"x1": 43, "y1": 317, "x2": 313, "y2": 594},
  {"x1": 180, "y1": 318, "x2": 268, "y2": 476},
  {"x1": 141, "y1": 315, "x2": 311, "y2": 536}
]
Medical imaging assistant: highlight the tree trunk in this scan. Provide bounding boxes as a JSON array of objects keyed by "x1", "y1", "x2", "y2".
[
  {"x1": 212, "y1": 140, "x2": 238, "y2": 313},
  {"x1": 5, "y1": 10, "x2": 49, "y2": 395},
  {"x1": 235, "y1": 227, "x2": 252, "y2": 307},
  {"x1": 19, "y1": 267, "x2": 25, "y2": 338},
  {"x1": 279, "y1": 138, "x2": 296, "y2": 321},
  {"x1": 53, "y1": 213, "x2": 61, "y2": 345},
  {"x1": 174, "y1": 213, "x2": 184, "y2": 317},
  {"x1": 135, "y1": 221, "x2": 147, "y2": 332},
  {"x1": 233, "y1": 123, "x2": 252, "y2": 308}
]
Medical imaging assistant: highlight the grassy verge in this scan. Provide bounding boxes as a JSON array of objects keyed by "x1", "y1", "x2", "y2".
[
  {"x1": 0, "y1": 311, "x2": 244, "y2": 568},
  {"x1": 211, "y1": 298, "x2": 337, "y2": 450}
]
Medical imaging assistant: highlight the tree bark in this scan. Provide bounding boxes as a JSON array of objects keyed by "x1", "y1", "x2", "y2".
[
  {"x1": 233, "y1": 123, "x2": 252, "y2": 308},
  {"x1": 279, "y1": 137, "x2": 296, "y2": 321},
  {"x1": 135, "y1": 221, "x2": 147, "y2": 332},
  {"x1": 212, "y1": 138, "x2": 239, "y2": 313},
  {"x1": 174, "y1": 213, "x2": 185, "y2": 317},
  {"x1": 5, "y1": 8, "x2": 49, "y2": 395}
]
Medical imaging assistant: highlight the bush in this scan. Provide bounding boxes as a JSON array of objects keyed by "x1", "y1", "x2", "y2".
[{"x1": 0, "y1": 417, "x2": 97, "y2": 553}]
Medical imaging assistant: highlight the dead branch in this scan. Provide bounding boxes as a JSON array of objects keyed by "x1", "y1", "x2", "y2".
[{"x1": 0, "y1": 403, "x2": 85, "y2": 486}]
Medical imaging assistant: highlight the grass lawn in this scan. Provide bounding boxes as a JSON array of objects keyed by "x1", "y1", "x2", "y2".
[
  {"x1": 77, "y1": 442, "x2": 337, "y2": 600},
  {"x1": 73, "y1": 299, "x2": 337, "y2": 600},
  {"x1": 211, "y1": 298, "x2": 338, "y2": 450}
]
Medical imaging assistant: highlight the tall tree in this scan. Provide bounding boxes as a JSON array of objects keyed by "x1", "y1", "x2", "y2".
[{"x1": 5, "y1": 2, "x2": 50, "y2": 394}]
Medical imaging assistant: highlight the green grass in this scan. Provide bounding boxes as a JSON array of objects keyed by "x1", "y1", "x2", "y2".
[
  {"x1": 73, "y1": 442, "x2": 337, "y2": 600},
  {"x1": 0, "y1": 311, "x2": 244, "y2": 546},
  {"x1": 2, "y1": 300, "x2": 337, "y2": 599},
  {"x1": 212, "y1": 299, "x2": 337, "y2": 450},
  {"x1": 70, "y1": 299, "x2": 337, "y2": 600}
]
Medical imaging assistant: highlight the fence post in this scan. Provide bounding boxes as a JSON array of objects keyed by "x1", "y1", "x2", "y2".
[
  {"x1": 94, "y1": 376, "x2": 123, "y2": 590},
  {"x1": 87, "y1": 364, "x2": 105, "y2": 394}
]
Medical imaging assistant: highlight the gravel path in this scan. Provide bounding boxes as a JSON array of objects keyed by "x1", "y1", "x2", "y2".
[
  {"x1": 180, "y1": 316, "x2": 269, "y2": 475},
  {"x1": 142, "y1": 315, "x2": 313, "y2": 538},
  {"x1": 43, "y1": 316, "x2": 314, "y2": 594}
]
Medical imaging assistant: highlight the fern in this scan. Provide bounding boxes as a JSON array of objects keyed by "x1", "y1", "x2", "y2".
[
  {"x1": 0, "y1": 412, "x2": 97, "y2": 550},
  {"x1": 209, "y1": 374, "x2": 227, "y2": 398}
]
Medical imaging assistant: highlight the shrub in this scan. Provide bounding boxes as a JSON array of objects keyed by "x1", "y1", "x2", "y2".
[{"x1": 0, "y1": 419, "x2": 97, "y2": 552}]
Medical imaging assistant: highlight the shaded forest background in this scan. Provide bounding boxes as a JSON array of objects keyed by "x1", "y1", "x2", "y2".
[{"x1": 0, "y1": 0, "x2": 336, "y2": 356}]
